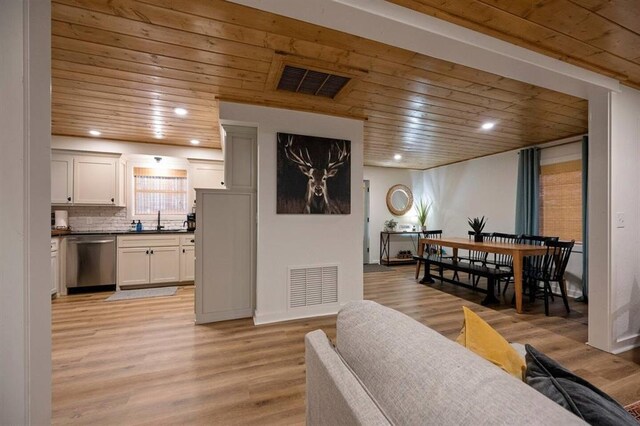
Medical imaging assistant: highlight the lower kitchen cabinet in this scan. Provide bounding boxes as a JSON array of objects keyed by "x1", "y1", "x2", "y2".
[
  {"x1": 149, "y1": 246, "x2": 180, "y2": 284},
  {"x1": 51, "y1": 238, "x2": 59, "y2": 296},
  {"x1": 118, "y1": 247, "x2": 151, "y2": 286},
  {"x1": 117, "y1": 234, "x2": 193, "y2": 288},
  {"x1": 180, "y1": 246, "x2": 195, "y2": 282}
]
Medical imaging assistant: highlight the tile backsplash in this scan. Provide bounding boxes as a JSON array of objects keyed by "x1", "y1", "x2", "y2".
[{"x1": 52, "y1": 206, "x2": 188, "y2": 232}]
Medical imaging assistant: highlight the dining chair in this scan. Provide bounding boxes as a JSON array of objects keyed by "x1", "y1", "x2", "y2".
[
  {"x1": 515, "y1": 235, "x2": 559, "y2": 300},
  {"x1": 415, "y1": 230, "x2": 445, "y2": 279},
  {"x1": 457, "y1": 231, "x2": 490, "y2": 287},
  {"x1": 487, "y1": 232, "x2": 521, "y2": 294},
  {"x1": 527, "y1": 240, "x2": 575, "y2": 316}
]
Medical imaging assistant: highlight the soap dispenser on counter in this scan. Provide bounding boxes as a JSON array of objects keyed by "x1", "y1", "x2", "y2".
[{"x1": 136, "y1": 220, "x2": 143, "y2": 232}]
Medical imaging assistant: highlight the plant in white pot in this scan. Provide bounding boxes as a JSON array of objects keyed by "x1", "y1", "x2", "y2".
[
  {"x1": 468, "y1": 216, "x2": 487, "y2": 242},
  {"x1": 415, "y1": 198, "x2": 432, "y2": 232}
]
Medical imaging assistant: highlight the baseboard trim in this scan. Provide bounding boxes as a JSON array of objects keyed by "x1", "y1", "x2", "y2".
[
  {"x1": 612, "y1": 333, "x2": 640, "y2": 354},
  {"x1": 195, "y1": 307, "x2": 254, "y2": 324},
  {"x1": 253, "y1": 303, "x2": 347, "y2": 325}
]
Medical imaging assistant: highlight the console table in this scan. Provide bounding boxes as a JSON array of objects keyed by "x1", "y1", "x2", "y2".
[{"x1": 379, "y1": 231, "x2": 423, "y2": 266}]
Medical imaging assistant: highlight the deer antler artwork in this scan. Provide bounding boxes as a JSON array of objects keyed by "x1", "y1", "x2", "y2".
[{"x1": 277, "y1": 133, "x2": 351, "y2": 214}]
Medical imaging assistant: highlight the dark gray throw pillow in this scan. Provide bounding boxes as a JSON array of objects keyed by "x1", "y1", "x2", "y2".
[{"x1": 525, "y1": 344, "x2": 637, "y2": 426}]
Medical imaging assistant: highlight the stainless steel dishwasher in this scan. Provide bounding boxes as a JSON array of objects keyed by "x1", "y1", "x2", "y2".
[{"x1": 66, "y1": 235, "x2": 116, "y2": 288}]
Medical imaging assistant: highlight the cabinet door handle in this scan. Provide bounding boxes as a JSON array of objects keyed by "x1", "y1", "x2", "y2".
[
  {"x1": 190, "y1": 239, "x2": 194, "y2": 243},
  {"x1": 182, "y1": 249, "x2": 185, "y2": 253},
  {"x1": 150, "y1": 249, "x2": 154, "y2": 254},
  {"x1": 111, "y1": 198, "x2": 115, "y2": 203},
  {"x1": 67, "y1": 196, "x2": 71, "y2": 202},
  {"x1": 145, "y1": 250, "x2": 149, "y2": 254}
]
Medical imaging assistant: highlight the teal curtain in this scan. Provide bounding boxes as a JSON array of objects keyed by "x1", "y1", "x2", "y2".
[
  {"x1": 578, "y1": 136, "x2": 589, "y2": 303},
  {"x1": 515, "y1": 148, "x2": 540, "y2": 235}
]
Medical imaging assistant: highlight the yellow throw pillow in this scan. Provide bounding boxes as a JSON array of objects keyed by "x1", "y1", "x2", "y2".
[{"x1": 456, "y1": 306, "x2": 526, "y2": 381}]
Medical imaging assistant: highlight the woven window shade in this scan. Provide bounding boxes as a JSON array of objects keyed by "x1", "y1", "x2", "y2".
[
  {"x1": 539, "y1": 160, "x2": 582, "y2": 242},
  {"x1": 133, "y1": 167, "x2": 188, "y2": 215}
]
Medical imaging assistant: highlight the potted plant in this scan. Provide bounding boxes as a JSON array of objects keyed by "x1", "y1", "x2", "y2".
[
  {"x1": 467, "y1": 216, "x2": 487, "y2": 242},
  {"x1": 384, "y1": 219, "x2": 398, "y2": 232},
  {"x1": 414, "y1": 198, "x2": 433, "y2": 232}
]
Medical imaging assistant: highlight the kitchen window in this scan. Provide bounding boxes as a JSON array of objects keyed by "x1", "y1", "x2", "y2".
[
  {"x1": 133, "y1": 167, "x2": 188, "y2": 215},
  {"x1": 539, "y1": 159, "x2": 582, "y2": 243}
]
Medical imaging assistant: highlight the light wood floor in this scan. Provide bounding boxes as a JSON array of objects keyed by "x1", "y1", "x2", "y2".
[{"x1": 52, "y1": 266, "x2": 640, "y2": 425}]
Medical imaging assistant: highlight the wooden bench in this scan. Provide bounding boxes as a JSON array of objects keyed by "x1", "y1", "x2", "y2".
[{"x1": 413, "y1": 255, "x2": 513, "y2": 306}]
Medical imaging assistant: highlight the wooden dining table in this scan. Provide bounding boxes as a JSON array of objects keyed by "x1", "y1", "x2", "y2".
[{"x1": 417, "y1": 237, "x2": 549, "y2": 314}]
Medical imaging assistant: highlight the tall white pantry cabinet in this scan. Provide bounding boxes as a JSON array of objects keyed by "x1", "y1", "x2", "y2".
[{"x1": 195, "y1": 125, "x2": 257, "y2": 324}]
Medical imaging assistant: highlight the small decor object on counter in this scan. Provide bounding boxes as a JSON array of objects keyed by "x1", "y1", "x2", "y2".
[
  {"x1": 130, "y1": 220, "x2": 137, "y2": 231},
  {"x1": 468, "y1": 216, "x2": 487, "y2": 242},
  {"x1": 384, "y1": 219, "x2": 398, "y2": 232},
  {"x1": 397, "y1": 250, "x2": 413, "y2": 259},
  {"x1": 414, "y1": 198, "x2": 432, "y2": 232},
  {"x1": 136, "y1": 220, "x2": 143, "y2": 232}
]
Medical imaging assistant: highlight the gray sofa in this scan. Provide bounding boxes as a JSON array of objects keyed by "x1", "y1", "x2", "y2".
[{"x1": 305, "y1": 300, "x2": 585, "y2": 425}]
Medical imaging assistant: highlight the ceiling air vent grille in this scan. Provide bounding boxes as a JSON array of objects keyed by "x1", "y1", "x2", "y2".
[
  {"x1": 277, "y1": 65, "x2": 350, "y2": 98},
  {"x1": 289, "y1": 265, "x2": 338, "y2": 308}
]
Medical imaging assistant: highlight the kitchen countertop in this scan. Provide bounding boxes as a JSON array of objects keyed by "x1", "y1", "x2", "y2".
[{"x1": 51, "y1": 229, "x2": 195, "y2": 237}]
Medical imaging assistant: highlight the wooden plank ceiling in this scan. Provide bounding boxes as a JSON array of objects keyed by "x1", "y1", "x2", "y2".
[
  {"x1": 51, "y1": 0, "x2": 588, "y2": 169},
  {"x1": 387, "y1": 0, "x2": 640, "y2": 90}
]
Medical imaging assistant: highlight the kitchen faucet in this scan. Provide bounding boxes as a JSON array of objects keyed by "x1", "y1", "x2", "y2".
[{"x1": 156, "y1": 210, "x2": 164, "y2": 231}]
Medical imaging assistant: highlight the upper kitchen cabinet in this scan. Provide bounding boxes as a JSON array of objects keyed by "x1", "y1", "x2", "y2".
[
  {"x1": 51, "y1": 153, "x2": 74, "y2": 204},
  {"x1": 74, "y1": 155, "x2": 117, "y2": 205},
  {"x1": 222, "y1": 125, "x2": 257, "y2": 193},
  {"x1": 52, "y1": 150, "x2": 126, "y2": 206},
  {"x1": 189, "y1": 159, "x2": 225, "y2": 206}
]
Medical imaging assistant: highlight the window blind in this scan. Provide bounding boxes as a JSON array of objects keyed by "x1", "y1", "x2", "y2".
[
  {"x1": 133, "y1": 167, "x2": 188, "y2": 215},
  {"x1": 539, "y1": 160, "x2": 582, "y2": 243}
]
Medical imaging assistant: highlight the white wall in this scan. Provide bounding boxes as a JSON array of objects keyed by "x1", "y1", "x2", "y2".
[
  {"x1": 0, "y1": 1, "x2": 51, "y2": 423},
  {"x1": 220, "y1": 103, "x2": 364, "y2": 324},
  {"x1": 52, "y1": 135, "x2": 224, "y2": 161},
  {"x1": 363, "y1": 166, "x2": 423, "y2": 263},
  {"x1": 609, "y1": 85, "x2": 640, "y2": 353},
  {"x1": 423, "y1": 150, "x2": 519, "y2": 236}
]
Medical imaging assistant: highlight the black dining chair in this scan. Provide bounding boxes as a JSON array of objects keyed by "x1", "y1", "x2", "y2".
[
  {"x1": 527, "y1": 240, "x2": 575, "y2": 316},
  {"x1": 487, "y1": 232, "x2": 521, "y2": 294},
  {"x1": 519, "y1": 235, "x2": 559, "y2": 299},
  {"x1": 415, "y1": 230, "x2": 446, "y2": 280},
  {"x1": 457, "y1": 231, "x2": 490, "y2": 287}
]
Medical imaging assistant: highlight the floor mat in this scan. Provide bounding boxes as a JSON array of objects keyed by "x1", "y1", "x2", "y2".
[{"x1": 106, "y1": 286, "x2": 178, "y2": 301}]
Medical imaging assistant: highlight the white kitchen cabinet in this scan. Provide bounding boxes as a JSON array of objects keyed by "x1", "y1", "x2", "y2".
[
  {"x1": 222, "y1": 125, "x2": 256, "y2": 192},
  {"x1": 117, "y1": 234, "x2": 192, "y2": 288},
  {"x1": 51, "y1": 154, "x2": 74, "y2": 204},
  {"x1": 51, "y1": 151, "x2": 124, "y2": 206},
  {"x1": 74, "y1": 156, "x2": 117, "y2": 205},
  {"x1": 117, "y1": 247, "x2": 151, "y2": 287},
  {"x1": 50, "y1": 238, "x2": 59, "y2": 296},
  {"x1": 180, "y1": 236, "x2": 195, "y2": 282},
  {"x1": 149, "y1": 246, "x2": 180, "y2": 284},
  {"x1": 189, "y1": 159, "x2": 225, "y2": 206}
]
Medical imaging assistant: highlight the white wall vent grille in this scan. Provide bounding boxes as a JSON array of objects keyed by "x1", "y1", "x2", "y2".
[{"x1": 289, "y1": 265, "x2": 338, "y2": 308}]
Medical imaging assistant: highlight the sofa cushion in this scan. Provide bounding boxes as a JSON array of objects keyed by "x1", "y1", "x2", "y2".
[
  {"x1": 456, "y1": 306, "x2": 526, "y2": 380},
  {"x1": 525, "y1": 344, "x2": 637, "y2": 426},
  {"x1": 336, "y1": 301, "x2": 585, "y2": 425}
]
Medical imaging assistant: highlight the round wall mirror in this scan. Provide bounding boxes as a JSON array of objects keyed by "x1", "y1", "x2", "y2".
[{"x1": 386, "y1": 184, "x2": 413, "y2": 216}]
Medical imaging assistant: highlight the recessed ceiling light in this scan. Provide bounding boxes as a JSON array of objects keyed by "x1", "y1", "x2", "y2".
[
  {"x1": 190, "y1": 139, "x2": 200, "y2": 145},
  {"x1": 481, "y1": 122, "x2": 495, "y2": 130},
  {"x1": 174, "y1": 107, "x2": 188, "y2": 116},
  {"x1": 89, "y1": 130, "x2": 101, "y2": 136},
  {"x1": 394, "y1": 154, "x2": 402, "y2": 161}
]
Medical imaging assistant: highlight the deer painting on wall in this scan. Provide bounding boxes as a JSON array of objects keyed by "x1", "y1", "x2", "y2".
[{"x1": 277, "y1": 133, "x2": 351, "y2": 214}]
